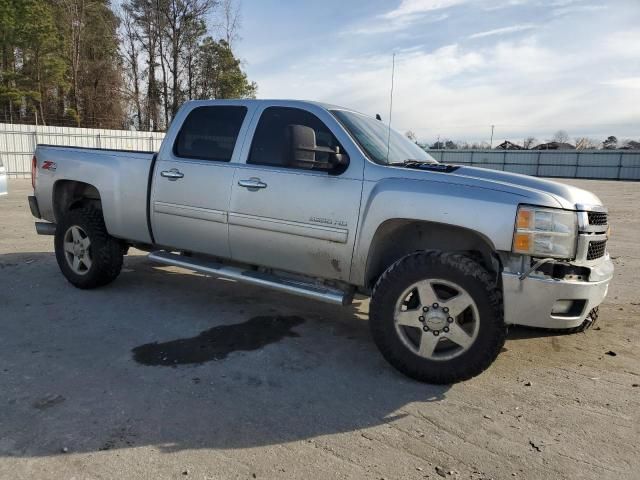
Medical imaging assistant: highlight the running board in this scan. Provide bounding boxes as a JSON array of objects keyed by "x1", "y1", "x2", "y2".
[{"x1": 148, "y1": 250, "x2": 352, "y2": 306}]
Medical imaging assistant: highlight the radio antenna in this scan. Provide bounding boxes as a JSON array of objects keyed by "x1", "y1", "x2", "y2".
[{"x1": 386, "y1": 53, "x2": 396, "y2": 162}]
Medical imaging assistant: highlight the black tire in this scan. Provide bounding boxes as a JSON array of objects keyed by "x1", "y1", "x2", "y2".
[
  {"x1": 54, "y1": 207, "x2": 123, "y2": 289},
  {"x1": 370, "y1": 251, "x2": 506, "y2": 384},
  {"x1": 546, "y1": 307, "x2": 599, "y2": 334}
]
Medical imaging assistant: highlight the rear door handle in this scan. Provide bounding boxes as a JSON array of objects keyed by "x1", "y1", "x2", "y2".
[
  {"x1": 238, "y1": 178, "x2": 267, "y2": 189},
  {"x1": 160, "y1": 168, "x2": 184, "y2": 180}
]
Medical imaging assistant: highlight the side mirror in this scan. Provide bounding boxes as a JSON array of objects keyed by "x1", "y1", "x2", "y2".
[{"x1": 288, "y1": 124, "x2": 349, "y2": 171}]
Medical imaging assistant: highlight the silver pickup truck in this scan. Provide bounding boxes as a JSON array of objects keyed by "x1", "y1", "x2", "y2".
[{"x1": 28, "y1": 99, "x2": 613, "y2": 383}]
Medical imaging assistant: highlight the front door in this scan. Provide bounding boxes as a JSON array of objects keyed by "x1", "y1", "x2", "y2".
[
  {"x1": 151, "y1": 105, "x2": 249, "y2": 257},
  {"x1": 228, "y1": 106, "x2": 362, "y2": 281}
]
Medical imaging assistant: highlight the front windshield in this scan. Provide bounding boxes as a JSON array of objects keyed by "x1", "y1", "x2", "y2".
[{"x1": 331, "y1": 109, "x2": 436, "y2": 165}]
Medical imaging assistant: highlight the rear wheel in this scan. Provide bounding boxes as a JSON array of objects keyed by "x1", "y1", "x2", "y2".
[
  {"x1": 54, "y1": 207, "x2": 123, "y2": 289},
  {"x1": 370, "y1": 251, "x2": 506, "y2": 384}
]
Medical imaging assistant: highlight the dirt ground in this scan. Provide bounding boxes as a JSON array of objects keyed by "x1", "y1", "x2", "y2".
[{"x1": 0, "y1": 178, "x2": 638, "y2": 480}]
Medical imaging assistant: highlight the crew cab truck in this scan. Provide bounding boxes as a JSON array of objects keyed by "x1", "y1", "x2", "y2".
[{"x1": 28, "y1": 100, "x2": 613, "y2": 384}]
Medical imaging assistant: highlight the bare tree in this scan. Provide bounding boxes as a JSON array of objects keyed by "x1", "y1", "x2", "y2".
[
  {"x1": 157, "y1": 5, "x2": 170, "y2": 129},
  {"x1": 160, "y1": 0, "x2": 214, "y2": 118},
  {"x1": 405, "y1": 130, "x2": 417, "y2": 143},
  {"x1": 120, "y1": 0, "x2": 255, "y2": 128},
  {"x1": 552, "y1": 130, "x2": 570, "y2": 144},
  {"x1": 216, "y1": 0, "x2": 241, "y2": 47},
  {"x1": 523, "y1": 136, "x2": 537, "y2": 149},
  {"x1": 126, "y1": 0, "x2": 162, "y2": 131},
  {"x1": 574, "y1": 137, "x2": 598, "y2": 150},
  {"x1": 182, "y1": 19, "x2": 206, "y2": 99},
  {"x1": 56, "y1": 0, "x2": 87, "y2": 126},
  {"x1": 120, "y1": 6, "x2": 143, "y2": 128}
]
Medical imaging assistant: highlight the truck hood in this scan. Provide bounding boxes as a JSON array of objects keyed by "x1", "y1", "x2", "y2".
[{"x1": 450, "y1": 166, "x2": 604, "y2": 210}]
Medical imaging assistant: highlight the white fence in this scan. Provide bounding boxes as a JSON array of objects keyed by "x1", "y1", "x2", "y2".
[
  {"x1": 427, "y1": 149, "x2": 640, "y2": 180},
  {"x1": 2, "y1": 123, "x2": 639, "y2": 180},
  {"x1": 0, "y1": 123, "x2": 165, "y2": 178}
]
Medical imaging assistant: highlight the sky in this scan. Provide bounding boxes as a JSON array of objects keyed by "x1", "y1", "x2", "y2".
[{"x1": 235, "y1": 0, "x2": 640, "y2": 145}]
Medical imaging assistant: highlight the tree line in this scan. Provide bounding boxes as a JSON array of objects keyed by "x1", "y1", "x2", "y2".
[
  {"x1": 0, "y1": 0, "x2": 256, "y2": 131},
  {"x1": 407, "y1": 129, "x2": 640, "y2": 150}
]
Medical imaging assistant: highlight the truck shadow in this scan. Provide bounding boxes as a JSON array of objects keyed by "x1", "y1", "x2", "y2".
[{"x1": 0, "y1": 252, "x2": 451, "y2": 457}]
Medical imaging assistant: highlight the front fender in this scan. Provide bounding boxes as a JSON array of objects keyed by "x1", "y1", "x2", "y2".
[{"x1": 349, "y1": 177, "x2": 524, "y2": 286}]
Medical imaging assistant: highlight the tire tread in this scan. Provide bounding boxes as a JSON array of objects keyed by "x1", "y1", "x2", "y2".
[
  {"x1": 370, "y1": 251, "x2": 506, "y2": 384},
  {"x1": 55, "y1": 207, "x2": 123, "y2": 289}
]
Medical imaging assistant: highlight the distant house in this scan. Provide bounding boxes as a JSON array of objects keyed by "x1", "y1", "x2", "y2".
[
  {"x1": 496, "y1": 140, "x2": 524, "y2": 150},
  {"x1": 532, "y1": 141, "x2": 575, "y2": 150},
  {"x1": 621, "y1": 140, "x2": 640, "y2": 150}
]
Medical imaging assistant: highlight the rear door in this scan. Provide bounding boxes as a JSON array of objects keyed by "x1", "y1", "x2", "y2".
[
  {"x1": 150, "y1": 104, "x2": 250, "y2": 256},
  {"x1": 228, "y1": 105, "x2": 363, "y2": 281}
]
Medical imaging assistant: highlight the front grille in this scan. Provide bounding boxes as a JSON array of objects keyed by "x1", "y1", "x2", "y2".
[
  {"x1": 587, "y1": 240, "x2": 607, "y2": 260},
  {"x1": 587, "y1": 211, "x2": 608, "y2": 226}
]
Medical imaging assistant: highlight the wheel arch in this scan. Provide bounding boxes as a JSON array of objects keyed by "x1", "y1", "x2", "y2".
[
  {"x1": 53, "y1": 180, "x2": 102, "y2": 222},
  {"x1": 364, "y1": 219, "x2": 501, "y2": 289}
]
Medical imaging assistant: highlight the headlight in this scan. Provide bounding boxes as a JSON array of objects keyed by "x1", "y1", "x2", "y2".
[{"x1": 512, "y1": 205, "x2": 577, "y2": 258}]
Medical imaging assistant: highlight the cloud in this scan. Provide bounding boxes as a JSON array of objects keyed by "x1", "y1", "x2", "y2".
[
  {"x1": 602, "y1": 77, "x2": 640, "y2": 89},
  {"x1": 468, "y1": 24, "x2": 536, "y2": 39},
  {"x1": 382, "y1": 0, "x2": 469, "y2": 19},
  {"x1": 346, "y1": 0, "x2": 466, "y2": 35},
  {"x1": 605, "y1": 31, "x2": 640, "y2": 58},
  {"x1": 255, "y1": 32, "x2": 640, "y2": 142},
  {"x1": 347, "y1": 12, "x2": 449, "y2": 36},
  {"x1": 242, "y1": 0, "x2": 640, "y2": 143},
  {"x1": 551, "y1": 4, "x2": 607, "y2": 16}
]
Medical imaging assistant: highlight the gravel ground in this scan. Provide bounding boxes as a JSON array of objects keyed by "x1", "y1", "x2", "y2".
[{"x1": 0, "y1": 178, "x2": 638, "y2": 480}]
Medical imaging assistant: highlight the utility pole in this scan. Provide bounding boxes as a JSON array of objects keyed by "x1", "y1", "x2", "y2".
[{"x1": 490, "y1": 124, "x2": 495, "y2": 148}]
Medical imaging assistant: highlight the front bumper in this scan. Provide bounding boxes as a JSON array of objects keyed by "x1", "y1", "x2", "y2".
[{"x1": 502, "y1": 256, "x2": 614, "y2": 329}]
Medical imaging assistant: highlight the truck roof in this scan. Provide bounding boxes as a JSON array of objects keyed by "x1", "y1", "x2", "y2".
[{"x1": 180, "y1": 98, "x2": 360, "y2": 115}]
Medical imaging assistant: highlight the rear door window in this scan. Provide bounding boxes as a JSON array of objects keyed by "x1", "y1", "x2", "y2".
[{"x1": 174, "y1": 106, "x2": 247, "y2": 162}]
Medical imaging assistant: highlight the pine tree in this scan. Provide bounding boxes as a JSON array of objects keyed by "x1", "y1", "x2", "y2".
[{"x1": 195, "y1": 38, "x2": 256, "y2": 99}]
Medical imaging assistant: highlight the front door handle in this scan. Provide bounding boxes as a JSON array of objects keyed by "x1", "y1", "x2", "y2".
[
  {"x1": 238, "y1": 178, "x2": 267, "y2": 189},
  {"x1": 160, "y1": 168, "x2": 184, "y2": 180}
]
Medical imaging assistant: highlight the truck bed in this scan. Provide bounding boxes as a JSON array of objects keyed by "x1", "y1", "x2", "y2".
[{"x1": 33, "y1": 144, "x2": 156, "y2": 244}]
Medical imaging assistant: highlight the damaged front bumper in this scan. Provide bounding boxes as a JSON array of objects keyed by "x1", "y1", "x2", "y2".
[{"x1": 502, "y1": 255, "x2": 614, "y2": 329}]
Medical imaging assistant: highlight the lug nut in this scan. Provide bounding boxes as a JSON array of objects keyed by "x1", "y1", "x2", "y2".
[
  {"x1": 447, "y1": 317, "x2": 454, "y2": 323},
  {"x1": 433, "y1": 330, "x2": 440, "y2": 336},
  {"x1": 422, "y1": 306, "x2": 429, "y2": 312},
  {"x1": 432, "y1": 303, "x2": 439, "y2": 308},
  {"x1": 443, "y1": 307, "x2": 449, "y2": 313},
  {"x1": 423, "y1": 326, "x2": 429, "y2": 332},
  {"x1": 419, "y1": 316, "x2": 425, "y2": 322},
  {"x1": 443, "y1": 327, "x2": 449, "y2": 333}
]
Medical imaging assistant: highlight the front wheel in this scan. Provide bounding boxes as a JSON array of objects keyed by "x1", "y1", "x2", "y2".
[
  {"x1": 370, "y1": 251, "x2": 506, "y2": 384},
  {"x1": 54, "y1": 207, "x2": 123, "y2": 289}
]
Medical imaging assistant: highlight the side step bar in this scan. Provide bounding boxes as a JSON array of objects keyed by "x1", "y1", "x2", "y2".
[{"x1": 148, "y1": 250, "x2": 352, "y2": 306}]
